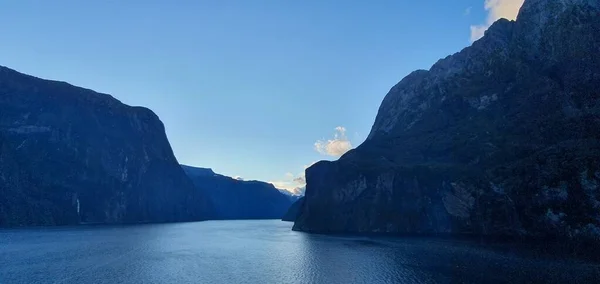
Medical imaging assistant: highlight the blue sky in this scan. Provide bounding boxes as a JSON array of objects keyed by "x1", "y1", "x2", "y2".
[{"x1": 0, "y1": 0, "x2": 522, "y2": 192}]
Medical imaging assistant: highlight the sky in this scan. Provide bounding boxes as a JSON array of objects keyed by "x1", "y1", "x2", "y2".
[{"x1": 0, "y1": 0, "x2": 525, "y2": 193}]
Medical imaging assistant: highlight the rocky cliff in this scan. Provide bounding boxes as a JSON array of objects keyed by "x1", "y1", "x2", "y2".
[
  {"x1": 293, "y1": 0, "x2": 600, "y2": 243},
  {"x1": 0, "y1": 66, "x2": 214, "y2": 226},
  {"x1": 182, "y1": 165, "x2": 293, "y2": 219}
]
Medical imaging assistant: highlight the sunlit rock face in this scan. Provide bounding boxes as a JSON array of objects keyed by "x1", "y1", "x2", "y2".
[
  {"x1": 0, "y1": 66, "x2": 214, "y2": 226},
  {"x1": 294, "y1": 0, "x2": 600, "y2": 243}
]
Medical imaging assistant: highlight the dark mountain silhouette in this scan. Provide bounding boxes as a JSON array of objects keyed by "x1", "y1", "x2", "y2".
[
  {"x1": 182, "y1": 165, "x2": 293, "y2": 220},
  {"x1": 282, "y1": 197, "x2": 304, "y2": 222},
  {"x1": 0, "y1": 66, "x2": 214, "y2": 227},
  {"x1": 294, "y1": 0, "x2": 600, "y2": 246}
]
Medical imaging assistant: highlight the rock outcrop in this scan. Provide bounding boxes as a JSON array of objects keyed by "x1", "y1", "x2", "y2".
[
  {"x1": 182, "y1": 165, "x2": 293, "y2": 219},
  {"x1": 0, "y1": 66, "x2": 214, "y2": 226},
  {"x1": 294, "y1": 0, "x2": 600, "y2": 243}
]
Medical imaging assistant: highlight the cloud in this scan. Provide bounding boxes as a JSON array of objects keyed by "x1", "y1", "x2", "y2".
[
  {"x1": 470, "y1": 0, "x2": 524, "y2": 42},
  {"x1": 290, "y1": 186, "x2": 306, "y2": 196},
  {"x1": 269, "y1": 179, "x2": 305, "y2": 195},
  {"x1": 470, "y1": 25, "x2": 488, "y2": 42},
  {"x1": 270, "y1": 171, "x2": 306, "y2": 194},
  {"x1": 290, "y1": 160, "x2": 318, "y2": 185},
  {"x1": 233, "y1": 176, "x2": 244, "y2": 181},
  {"x1": 314, "y1": 126, "x2": 353, "y2": 157},
  {"x1": 293, "y1": 176, "x2": 306, "y2": 184},
  {"x1": 465, "y1": 6, "x2": 472, "y2": 16},
  {"x1": 270, "y1": 161, "x2": 318, "y2": 195}
]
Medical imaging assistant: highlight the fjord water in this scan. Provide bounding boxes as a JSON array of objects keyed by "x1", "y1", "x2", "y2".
[{"x1": 1, "y1": 221, "x2": 598, "y2": 284}]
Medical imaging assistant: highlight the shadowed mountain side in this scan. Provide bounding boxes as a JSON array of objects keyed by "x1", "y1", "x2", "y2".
[
  {"x1": 282, "y1": 197, "x2": 304, "y2": 222},
  {"x1": 0, "y1": 66, "x2": 214, "y2": 227},
  {"x1": 182, "y1": 165, "x2": 293, "y2": 220},
  {"x1": 294, "y1": 0, "x2": 600, "y2": 247}
]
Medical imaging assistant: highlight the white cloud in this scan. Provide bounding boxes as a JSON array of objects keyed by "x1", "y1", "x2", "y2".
[
  {"x1": 314, "y1": 126, "x2": 353, "y2": 157},
  {"x1": 290, "y1": 160, "x2": 318, "y2": 185},
  {"x1": 269, "y1": 179, "x2": 305, "y2": 195},
  {"x1": 470, "y1": 0, "x2": 524, "y2": 42},
  {"x1": 270, "y1": 171, "x2": 306, "y2": 193},
  {"x1": 233, "y1": 176, "x2": 244, "y2": 181},
  {"x1": 470, "y1": 25, "x2": 488, "y2": 42},
  {"x1": 270, "y1": 161, "x2": 318, "y2": 195},
  {"x1": 293, "y1": 176, "x2": 306, "y2": 184},
  {"x1": 290, "y1": 186, "x2": 306, "y2": 196},
  {"x1": 465, "y1": 6, "x2": 473, "y2": 16}
]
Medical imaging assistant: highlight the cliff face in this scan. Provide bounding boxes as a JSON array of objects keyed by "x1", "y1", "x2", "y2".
[
  {"x1": 182, "y1": 165, "x2": 293, "y2": 220},
  {"x1": 0, "y1": 66, "x2": 213, "y2": 226},
  {"x1": 294, "y1": 0, "x2": 600, "y2": 241}
]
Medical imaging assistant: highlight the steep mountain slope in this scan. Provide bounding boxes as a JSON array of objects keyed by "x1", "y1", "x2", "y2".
[
  {"x1": 0, "y1": 66, "x2": 214, "y2": 226},
  {"x1": 294, "y1": 0, "x2": 600, "y2": 243},
  {"x1": 282, "y1": 197, "x2": 304, "y2": 222},
  {"x1": 182, "y1": 165, "x2": 293, "y2": 219}
]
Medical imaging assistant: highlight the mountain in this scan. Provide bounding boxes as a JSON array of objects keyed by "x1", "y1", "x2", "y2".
[
  {"x1": 282, "y1": 197, "x2": 304, "y2": 222},
  {"x1": 0, "y1": 66, "x2": 214, "y2": 227},
  {"x1": 182, "y1": 165, "x2": 293, "y2": 219},
  {"x1": 278, "y1": 188, "x2": 303, "y2": 203},
  {"x1": 293, "y1": 0, "x2": 600, "y2": 244}
]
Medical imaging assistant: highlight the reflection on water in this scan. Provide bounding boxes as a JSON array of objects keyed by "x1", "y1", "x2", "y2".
[{"x1": 0, "y1": 220, "x2": 598, "y2": 284}]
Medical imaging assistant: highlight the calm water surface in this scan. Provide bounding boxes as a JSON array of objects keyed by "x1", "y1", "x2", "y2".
[{"x1": 0, "y1": 220, "x2": 598, "y2": 284}]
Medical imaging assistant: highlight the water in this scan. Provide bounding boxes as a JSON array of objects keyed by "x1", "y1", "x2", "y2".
[{"x1": 0, "y1": 220, "x2": 598, "y2": 284}]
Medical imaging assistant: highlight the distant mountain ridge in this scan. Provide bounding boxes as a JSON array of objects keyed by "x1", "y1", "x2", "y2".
[
  {"x1": 277, "y1": 187, "x2": 303, "y2": 203},
  {"x1": 182, "y1": 165, "x2": 293, "y2": 220}
]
